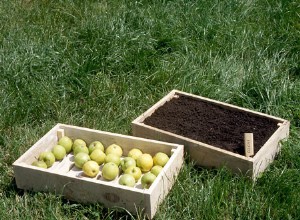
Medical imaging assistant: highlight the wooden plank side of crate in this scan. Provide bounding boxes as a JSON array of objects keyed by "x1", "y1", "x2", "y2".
[
  {"x1": 13, "y1": 164, "x2": 151, "y2": 216},
  {"x1": 133, "y1": 90, "x2": 177, "y2": 124},
  {"x1": 252, "y1": 120, "x2": 290, "y2": 179},
  {"x1": 187, "y1": 141, "x2": 253, "y2": 176},
  {"x1": 148, "y1": 146, "x2": 184, "y2": 216},
  {"x1": 132, "y1": 122, "x2": 253, "y2": 176}
]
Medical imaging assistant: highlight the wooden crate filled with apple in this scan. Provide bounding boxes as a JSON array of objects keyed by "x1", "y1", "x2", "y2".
[{"x1": 13, "y1": 123, "x2": 184, "y2": 219}]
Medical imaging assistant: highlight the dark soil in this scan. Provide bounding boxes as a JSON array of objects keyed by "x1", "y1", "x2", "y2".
[{"x1": 143, "y1": 94, "x2": 280, "y2": 156}]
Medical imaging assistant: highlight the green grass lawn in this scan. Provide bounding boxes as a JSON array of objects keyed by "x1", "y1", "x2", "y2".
[{"x1": 1, "y1": 0, "x2": 300, "y2": 219}]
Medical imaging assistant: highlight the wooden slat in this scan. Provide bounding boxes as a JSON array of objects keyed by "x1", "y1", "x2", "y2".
[
  {"x1": 132, "y1": 122, "x2": 253, "y2": 176},
  {"x1": 132, "y1": 90, "x2": 177, "y2": 124},
  {"x1": 252, "y1": 120, "x2": 290, "y2": 179}
]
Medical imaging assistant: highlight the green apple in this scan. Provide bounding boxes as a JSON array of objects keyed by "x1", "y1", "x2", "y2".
[
  {"x1": 137, "y1": 153, "x2": 153, "y2": 172},
  {"x1": 31, "y1": 160, "x2": 47, "y2": 169},
  {"x1": 88, "y1": 141, "x2": 104, "y2": 154},
  {"x1": 153, "y1": 152, "x2": 169, "y2": 167},
  {"x1": 105, "y1": 153, "x2": 121, "y2": 166},
  {"x1": 151, "y1": 165, "x2": 163, "y2": 176},
  {"x1": 105, "y1": 144, "x2": 123, "y2": 157},
  {"x1": 102, "y1": 162, "x2": 119, "y2": 181},
  {"x1": 120, "y1": 157, "x2": 136, "y2": 172},
  {"x1": 82, "y1": 160, "x2": 100, "y2": 178},
  {"x1": 38, "y1": 151, "x2": 56, "y2": 168},
  {"x1": 72, "y1": 138, "x2": 87, "y2": 151},
  {"x1": 90, "y1": 149, "x2": 106, "y2": 165},
  {"x1": 58, "y1": 136, "x2": 73, "y2": 153},
  {"x1": 141, "y1": 172, "x2": 156, "y2": 189},
  {"x1": 74, "y1": 152, "x2": 90, "y2": 169},
  {"x1": 73, "y1": 145, "x2": 89, "y2": 156},
  {"x1": 52, "y1": 144, "x2": 66, "y2": 160},
  {"x1": 119, "y1": 174, "x2": 136, "y2": 187},
  {"x1": 124, "y1": 166, "x2": 142, "y2": 182},
  {"x1": 128, "y1": 148, "x2": 143, "y2": 161}
]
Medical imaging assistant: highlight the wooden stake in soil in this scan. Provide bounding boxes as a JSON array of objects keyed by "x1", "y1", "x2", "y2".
[{"x1": 244, "y1": 133, "x2": 254, "y2": 157}]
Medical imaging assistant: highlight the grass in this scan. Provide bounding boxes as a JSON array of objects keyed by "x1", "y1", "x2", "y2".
[{"x1": 1, "y1": 0, "x2": 299, "y2": 219}]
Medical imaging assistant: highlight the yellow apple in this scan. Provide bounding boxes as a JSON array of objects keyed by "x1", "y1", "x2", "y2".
[
  {"x1": 31, "y1": 160, "x2": 47, "y2": 169},
  {"x1": 88, "y1": 141, "x2": 104, "y2": 154},
  {"x1": 74, "y1": 152, "x2": 90, "y2": 169},
  {"x1": 119, "y1": 174, "x2": 136, "y2": 187},
  {"x1": 105, "y1": 153, "x2": 121, "y2": 166},
  {"x1": 38, "y1": 151, "x2": 55, "y2": 168},
  {"x1": 153, "y1": 152, "x2": 169, "y2": 167},
  {"x1": 124, "y1": 166, "x2": 142, "y2": 182},
  {"x1": 151, "y1": 165, "x2": 163, "y2": 176},
  {"x1": 72, "y1": 139, "x2": 87, "y2": 151},
  {"x1": 105, "y1": 144, "x2": 123, "y2": 157},
  {"x1": 120, "y1": 157, "x2": 136, "y2": 172},
  {"x1": 58, "y1": 136, "x2": 73, "y2": 153},
  {"x1": 52, "y1": 144, "x2": 66, "y2": 160},
  {"x1": 90, "y1": 149, "x2": 106, "y2": 165},
  {"x1": 73, "y1": 145, "x2": 89, "y2": 156},
  {"x1": 128, "y1": 148, "x2": 143, "y2": 161},
  {"x1": 137, "y1": 153, "x2": 153, "y2": 172},
  {"x1": 82, "y1": 160, "x2": 100, "y2": 178},
  {"x1": 102, "y1": 162, "x2": 119, "y2": 181},
  {"x1": 141, "y1": 172, "x2": 156, "y2": 189}
]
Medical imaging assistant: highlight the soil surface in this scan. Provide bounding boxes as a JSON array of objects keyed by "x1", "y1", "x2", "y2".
[{"x1": 143, "y1": 94, "x2": 280, "y2": 156}]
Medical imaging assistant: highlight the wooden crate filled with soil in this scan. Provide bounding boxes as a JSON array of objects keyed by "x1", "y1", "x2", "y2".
[
  {"x1": 13, "y1": 123, "x2": 184, "y2": 219},
  {"x1": 132, "y1": 90, "x2": 290, "y2": 179}
]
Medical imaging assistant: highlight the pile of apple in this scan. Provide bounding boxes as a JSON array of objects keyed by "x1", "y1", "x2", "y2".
[{"x1": 31, "y1": 136, "x2": 170, "y2": 189}]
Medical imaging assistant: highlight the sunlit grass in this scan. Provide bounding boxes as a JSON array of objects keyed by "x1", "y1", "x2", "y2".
[{"x1": 0, "y1": 0, "x2": 299, "y2": 219}]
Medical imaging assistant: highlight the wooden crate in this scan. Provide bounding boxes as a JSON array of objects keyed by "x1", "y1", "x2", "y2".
[
  {"x1": 132, "y1": 90, "x2": 290, "y2": 179},
  {"x1": 13, "y1": 124, "x2": 184, "y2": 219}
]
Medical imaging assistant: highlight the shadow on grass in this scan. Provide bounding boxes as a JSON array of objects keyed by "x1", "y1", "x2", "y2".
[
  {"x1": 3, "y1": 177, "x2": 145, "y2": 220},
  {"x1": 1, "y1": 177, "x2": 25, "y2": 197}
]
